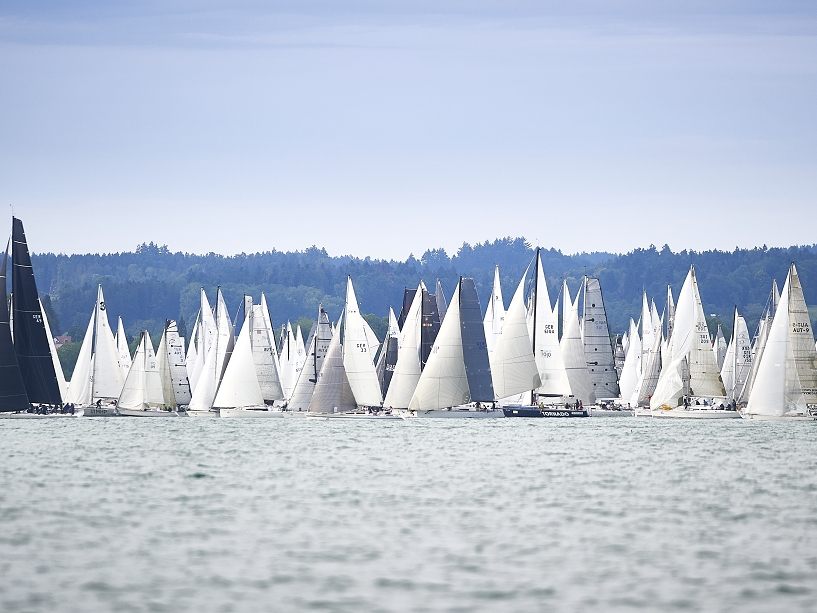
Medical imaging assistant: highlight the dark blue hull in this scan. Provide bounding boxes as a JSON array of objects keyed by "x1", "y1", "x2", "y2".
[{"x1": 502, "y1": 406, "x2": 589, "y2": 418}]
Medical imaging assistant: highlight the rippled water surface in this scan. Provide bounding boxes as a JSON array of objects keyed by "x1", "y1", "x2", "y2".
[{"x1": 1, "y1": 417, "x2": 816, "y2": 612}]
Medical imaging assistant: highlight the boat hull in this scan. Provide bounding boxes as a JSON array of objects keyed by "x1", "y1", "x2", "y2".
[
  {"x1": 186, "y1": 409, "x2": 220, "y2": 418},
  {"x1": 117, "y1": 408, "x2": 186, "y2": 417},
  {"x1": 318, "y1": 412, "x2": 402, "y2": 420},
  {"x1": 739, "y1": 412, "x2": 817, "y2": 421},
  {"x1": 589, "y1": 408, "x2": 633, "y2": 417},
  {"x1": 651, "y1": 407, "x2": 740, "y2": 419},
  {"x1": 0, "y1": 412, "x2": 77, "y2": 419},
  {"x1": 220, "y1": 407, "x2": 287, "y2": 418},
  {"x1": 81, "y1": 406, "x2": 122, "y2": 417},
  {"x1": 503, "y1": 406, "x2": 588, "y2": 418}
]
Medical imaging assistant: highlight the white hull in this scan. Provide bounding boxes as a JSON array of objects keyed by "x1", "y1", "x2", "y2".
[
  {"x1": 739, "y1": 412, "x2": 817, "y2": 421},
  {"x1": 589, "y1": 408, "x2": 634, "y2": 417},
  {"x1": 81, "y1": 406, "x2": 121, "y2": 417},
  {"x1": 633, "y1": 407, "x2": 653, "y2": 418},
  {"x1": 651, "y1": 407, "x2": 740, "y2": 419},
  {"x1": 220, "y1": 407, "x2": 287, "y2": 418},
  {"x1": 118, "y1": 408, "x2": 186, "y2": 417},
  {"x1": 401, "y1": 408, "x2": 504, "y2": 419},
  {"x1": 317, "y1": 412, "x2": 402, "y2": 420},
  {"x1": 186, "y1": 409, "x2": 220, "y2": 418}
]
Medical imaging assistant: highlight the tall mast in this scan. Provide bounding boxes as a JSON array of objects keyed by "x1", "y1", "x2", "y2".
[
  {"x1": 531, "y1": 247, "x2": 540, "y2": 406},
  {"x1": 90, "y1": 287, "x2": 100, "y2": 403}
]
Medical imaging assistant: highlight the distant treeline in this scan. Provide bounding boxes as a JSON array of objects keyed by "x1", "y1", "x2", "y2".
[{"x1": 31, "y1": 238, "x2": 817, "y2": 368}]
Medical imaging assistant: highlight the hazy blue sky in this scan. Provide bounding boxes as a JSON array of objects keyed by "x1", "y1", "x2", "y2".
[{"x1": 1, "y1": 1, "x2": 816, "y2": 258}]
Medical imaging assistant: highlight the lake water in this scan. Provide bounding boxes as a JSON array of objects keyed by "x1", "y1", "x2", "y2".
[{"x1": 1, "y1": 417, "x2": 816, "y2": 612}]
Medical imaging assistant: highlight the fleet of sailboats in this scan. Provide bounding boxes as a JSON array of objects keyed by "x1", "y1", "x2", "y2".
[{"x1": 1, "y1": 216, "x2": 815, "y2": 422}]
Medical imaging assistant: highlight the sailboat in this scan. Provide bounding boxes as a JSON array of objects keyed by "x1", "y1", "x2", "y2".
[
  {"x1": 278, "y1": 321, "x2": 299, "y2": 401},
  {"x1": 483, "y1": 265, "x2": 505, "y2": 358},
  {"x1": 68, "y1": 284, "x2": 125, "y2": 414},
  {"x1": 117, "y1": 330, "x2": 184, "y2": 416},
  {"x1": 39, "y1": 298, "x2": 68, "y2": 401},
  {"x1": 185, "y1": 311, "x2": 200, "y2": 392},
  {"x1": 339, "y1": 276, "x2": 385, "y2": 411},
  {"x1": 580, "y1": 276, "x2": 620, "y2": 406},
  {"x1": 649, "y1": 266, "x2": 732, "y2": 418},
  {"x1": 632, "y1": 298, "x2": 663, "y2": 411},
  {"x1": 383, "y1": 283, "x2": 425, "y2": 410},
  {"x1": 187, "y1": 287, "x2": 234, "y2": 416},
  {"x1": 218, "y1": 295, "x2": 287, "y2": 417},
  {"x1": 742, "y1": 264, "x2": 817, "y2": 420},
  {"x1": 406, "y1": 277, "x2": 501, "y2": 418},
  {"x1": 736, "y1": 280, "x2": 780, "y2": 407},
  {"x1": 560, "y1": 280, "x2": 594, "y2": 405},
  {"x1": 115, "y1": 316, "x2": 132, "y2": 381},
  {"x1": 0, "y1": 239, "x2": 30, "y2": 414},
  {"x1": 720, "y1": 307, "x2": 752, "y2": 404},
  {"x1": 156, "y1": 319, "x2": 192, "y2": 410},
  {"x1": 712, "y1": 324, "x2": 728, "y2": 370},
  {"x1": 374, "y1": 307, "x2": 399, "y2": 397},
  {"x1": 287, "y1": 306, "x2": 332, "y2": 413},
  {"x1": 10, "y1": 217, "x2": 64, "y2": 408}
]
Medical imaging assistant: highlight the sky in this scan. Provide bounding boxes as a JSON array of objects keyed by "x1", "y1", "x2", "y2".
[{"x1": 1, "y1": 1, "x2": 816, "y2": 259}]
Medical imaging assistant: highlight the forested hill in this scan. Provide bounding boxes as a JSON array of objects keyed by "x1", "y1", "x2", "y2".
[{"x1": 31, "y1": 238, "x2": 817, "y2": 350}]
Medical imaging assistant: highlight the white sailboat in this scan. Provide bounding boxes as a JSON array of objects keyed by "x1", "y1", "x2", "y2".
[
  {"x1": 156, "y1": 319, "x2": 191, "y2": 409},
  {"x1": 742, "y1": 264, "x2": 817, "y2": 420},
  {"x1": 560, "y1": 280, "x2": 594, "y2": 404},
  {"x1": 618, "y1": 319, "x2": 641, "y2": 408},
  {"x1": 484, "y1": 265, "x2": 505, "y2": 357},
  {"x1": 649, "y1": 266, "x2": 731, "y2": 418},
  {"x1": 720, "y1": 307, "x2": 752, "y2": 404},
  {"x1": 737, "y1": 280, "x2": 780, "y2": 406},
  {"x1": 68, "y1": 284, "x2": 125, "y2": 414},
  {"x1": 632, "y1": 299, "x2": 663, "y2": 408},
  {"x1": 287, "y1": 306, "x2": 332, "y2": 413},
  {"x1": 278, "y1": 322, "x2": 299, "y2": 401},
  {"x1": 375, "y1": 307, "x2": 400, "y2": 397},
  {"x1": 580, "y1": 276, "x2": 620, "y2": 403},
  {"x1": 489, "y1": 263, "x2": 541, "y2": 401},
  {"x1": 187, "y1": 288, "x2": 234, "y2": 416},
  {"x1": 383, "y1": 283, "x2": 425, "y2": 410},
  {"x1": 115, "y1": 316, "x2": 132, "y2": 381},
  {"x1": 712, "y1": 324, "x2": 728, "y2": 370},
  {"x1": 215, "y1": 297, "x2": 266, "y2": 414},
  {"x1": 185, "y1": 311, "x2": 200, "y2": 392},
  {"x1": 407, "y1": 277, "x2": 501, "y2": 418},
  {"x1": 117, "y1": 330, "x2": 181, "y2": 416},
  {"x1": 341, "y1": 276, "x2": 383, "y2": 409}
]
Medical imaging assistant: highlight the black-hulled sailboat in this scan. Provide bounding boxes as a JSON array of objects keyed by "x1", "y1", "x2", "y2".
[
  {"x1": 0, "y1": 239, "x2": 30, "y2": 413},
  {"x1": 11, "y1": 218, "x2": 63, "y2": 407}
]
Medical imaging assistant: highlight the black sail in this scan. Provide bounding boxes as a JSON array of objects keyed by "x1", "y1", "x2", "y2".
[
  {"x1": 458, "y1": 278, "x2": 495, "y2": 402},
  {"x1": 11, "y1": 217, "x2": 62, "y2": 404},
  {"x1": 420, "y1": 288, "x2": 441, "y2": 370},
  {"x1": 0, "y1": 241, "x2": 30, "y2": 411}
]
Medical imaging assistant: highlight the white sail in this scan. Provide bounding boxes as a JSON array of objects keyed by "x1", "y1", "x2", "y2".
[
  {"x1": 651, "y1": 266, "x2": 725, "y2": 409},
  {"x1": 115, "y1": 316, "x2": 132, "y2": 381},
  {"x1": 712, "y1": 324, "x2": 728, "y2": 370},
  {"x1": 278, "y1": 322, "x2": 298, "y2": 400},
  {"x1": 252, "y1": 300, "x2": 285, "y2": 402},
  {"x1": 560, "y1": 280, "x2": 594, "y2": 403},
  {"x1": 185, "y1": 312, "x2": 200, "y2": 392},
  {"x1": 118, "y1": 331, "x2": 163, "y2": 410},
  {"x1": 213, "y1": 307, "x2": 264, "y2": 408},
  {"x1": 634, "y1": 311, "x2": 664, "y2": 406},
  {"x1": 309, "y1": 314, "x2": 357, "y2": 413},
  {"x1": 484, "y1": 265, "x2": 505, "y2": 356},
  {"x1": 39, "y1": 298, "x2": 68, "y2": 400},
  {"x1": 490, "y1": 265, "x2": 540, "y2": 399},
  {"x1": 580, "y1": 276, "x2": 619, "y2": 401},
  {"x1": 342, "y1": 277, "x2": 383, "y2": 407},
  {"x1": 288, "y1": 307, "x2": 332, "y2": 411},
  {"x1": 745, "y1": 264, "x2": 817, "y2": 418},
  {"x1": 530, "y1": 252, "x2": 571, "y2": 398},
  {"x1": 66, "y1": 308, "x2": 94, "y2": 405},
  {"x1": 721, "y1": 309, "x2": 752, "y2": 402},
  {"x1": 435, "y1": 279, "x2": 448, "y2": 323},
  {"x1": 384, "y1": 283, "x2": 424, "y2": 409},
  {"x1": 409, "y1": 283, "x2": 468, "y2": 410},
  {"x1": 188, "y1": 288, "x2": 234, "y2": 411},
  {"x1": 618, "y1": 319, "x2": 641, "y2": 403},
  {"x1": 158, "y1": 320, "x2": 191, "y2": 407}
]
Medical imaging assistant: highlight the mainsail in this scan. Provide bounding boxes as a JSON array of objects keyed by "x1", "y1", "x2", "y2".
[
  {"x1": 375, "y1": 307, "x2": 399, "y2": 396},
  {"x1": 309, "y1": 313, "x2": 356, "y2": 413},
  {"x1": 188, "y1": 288, "x2": 234, "y2": 411},
  {"x1": 118, "y1": 331, "x2": 164, "y2": 410},
  {"x1": 580, "y1": 276, "x2": 619, "y2": 400},
  {"x1": 560, "y1": 280, "x2": 594, "y2": 403},
  {"x1": 116, "y1": 316, "x2": 132, "y2": 381},
  {"x1": 157, "y1": 319, "x2": 191, "y2": 407},
  {"x1": 342, "y1": 276, "x2": 382, "y2": 408},
  {"x1": 483, "y1": 265, "x2": 505, "y2": 357},
  {"x1": 11, "y1": 217, "x2": 62, "y2": 404},
  {"x1": 745, "y1": 264, "x2": 817, "y2": 418},
  {"x1": 384, "y1": 283, "x2": 424, "y2": 409},
  {"x1": 0, "y1": 240, "x2": 29, "y2": 411}
]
